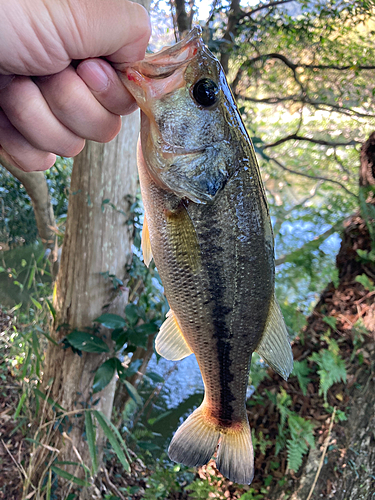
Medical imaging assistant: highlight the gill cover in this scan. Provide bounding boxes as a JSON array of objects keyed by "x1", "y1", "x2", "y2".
[{"x1": 122, "y1": 26, "x2": 234, "y2": 204}]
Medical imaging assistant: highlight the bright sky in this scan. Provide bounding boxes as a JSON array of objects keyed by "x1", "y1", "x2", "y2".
[{"x1": 195, "y1": 0, "x2": 259, "y2": 22}]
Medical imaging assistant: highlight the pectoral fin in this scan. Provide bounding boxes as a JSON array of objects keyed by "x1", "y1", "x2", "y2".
[
  {"x1": 166, "y1": 204, "x2": 200, "y2": 272},
  {"x1": 141, "y1": 213, "x2": 153, "y2": 267},
  {"x1": 155, "y1": 309, "x2": 193, "y2": 361},
  {"x1": 255, "y1": 294, "x2": 293, "y2": 380}
]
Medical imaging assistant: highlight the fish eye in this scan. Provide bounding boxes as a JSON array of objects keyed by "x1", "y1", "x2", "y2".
[{"x1": 192, "y1": 78, "x2": 219, "y2": 108}]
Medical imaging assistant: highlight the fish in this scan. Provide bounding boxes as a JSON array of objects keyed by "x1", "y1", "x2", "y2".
[{"x1": 121, "y1": 26, "x2": 293, "y2": 485}]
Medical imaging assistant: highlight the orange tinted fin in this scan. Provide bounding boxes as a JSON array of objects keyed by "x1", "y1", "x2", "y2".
[
  {"x1": 216, "y1": 421, "x2": 254, "y2": 485},
  {"x1": 141, "y1": 213, "x2": 153, "y2": 267},
  {"x1": 168, "y1": 403, "x2": 220, "y2": 467},
  {"x1": 166, "y1": 204, "x2": 200, "y2": 272},
  {"x1": 169, "y1": 402, "x2": 254, "y2": 485},
  {"x1": 155, "y1": 310, "x2": 192, "y2": 361}
]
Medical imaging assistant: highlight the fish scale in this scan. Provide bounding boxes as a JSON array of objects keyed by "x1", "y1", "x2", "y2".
[{"x1": 122, "y1": 26, "x2": 293, "y2": 484}]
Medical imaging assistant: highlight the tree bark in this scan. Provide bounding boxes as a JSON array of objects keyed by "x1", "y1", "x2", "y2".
[
  {"x1": 174, "y1": 0, "x2": 194, "y2": 38},
  {"x1": 27, "y1": 112, "x2": 140, "y2": 497},
  {"x1": 220, "y1": 0, "x2": 242, "y2": 75}
]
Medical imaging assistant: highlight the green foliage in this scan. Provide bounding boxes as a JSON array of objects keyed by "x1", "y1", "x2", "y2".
[
  {"x1": 359, "y1": 187, "x2": 375, "y2": 244},
  {"x1": 311, "y1": 348, "x2": 347, "y2": 401},
  {"x1": 93, "y1": 358, "x2": 117, "y2": 393},
  {"x1": 271, "y1": 388, "x2": 315, "y2": 472},
  {"x1": 249, "y1": 353, "x2": 269, "y2": 389},
  {"x1": 66, "y1": 330, "x2": 110, "y2": 353},
  {"x1": 94, "y1": 313, "x2": 126, "y2": 329},
  {"x1": 84, "y1": 411, "x2": 98, "y2": 474},
  {"x1": 51, "y1": 466, "x2": 90, "y2": 487},
  {"x1": 251, "y1": 429, "x2": 273, "y2": 456},
  {"x1": 93, "y1": 410, "x2": 130, "y2": 472},
  {"x1": 286, "y1": 414, "x2": 315, "y2": 471},
  {"x1": 322, "y1": 316, "x2": 337, "y2": 331},
  {"x1": 291, "y1": 359, "x2": 311, "y2": 396},
  {"x1": 142, "y1": 461, "x2": 193, "y2": 500},
  {"x1": 356, "y1": 249, "x2": 375, "y2": 263},
  {"x1": 351, "y1": 318, "x2": 368, "y2": 362},
  {"x1": 355, "y1": 274, "x2": 375, "y2": 292},
  {"x1": 185, "y1": 475, "x2": 225, "y2": 499},
  {"x1": 0, "y1": 243, "x2": 54, "y2": 312},
  {"x1": 239, "y1": 488, "x2": 267, "y2": 500}
]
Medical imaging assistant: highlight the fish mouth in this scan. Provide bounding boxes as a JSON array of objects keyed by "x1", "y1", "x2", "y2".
[
  {"x1": 136, "y1": 26, "x2": 204, "y2": 79},
  {"x1": 123, "y1": 26, "x2": 213, "y2": 98}
]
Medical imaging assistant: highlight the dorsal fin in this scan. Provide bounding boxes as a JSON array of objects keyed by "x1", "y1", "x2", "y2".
[
  {"x1": 255, "y1": 294, "x2": 293, "y2": 380},
  {"x1": 141, "y1": 213, "x2": 153, "y2": 267},
  {"x1": 155, "y1": 309, "x2": 192, "y2": 361}
]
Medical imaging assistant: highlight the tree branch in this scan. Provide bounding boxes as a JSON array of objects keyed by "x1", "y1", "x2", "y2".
[
  {"x1": 240, "y1": 0, "x2": 295, "y2": 19},
  {"x1": 307, "y1": 100, "x2": 375, "y2": 119},
  {"x1": 220, "y1": 0, "x2": 242, "y2": 74},
  {"x1": 237, "y1": 94, "x2": 375, "y2": 118},
  {"x1": 298, "y1": 63, "x2": 375, "y2": 71},
  {"x1": 334, "y1": 149, "x2": 352, "y2": 177},
  {"x1": 243, "y1": 52, "x2": 375, "y2": 72},
  {"x1": 262, "y1": 133, "x2": 361, "y2": 149},
  {"x1": 269, "y1": 156, "x2": 358, "y2": 198},
  {"x1": 237, "y1": 94, "x2": 298, "y2": 104},
  {"x1": 0, "y1": 155, "x2": 60, "y2": 275}
]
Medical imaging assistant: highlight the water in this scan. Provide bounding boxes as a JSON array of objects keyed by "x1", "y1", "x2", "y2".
[
  {"x1": 148, "y1": 354, "x2": 204, "y2": 409},
  {"x1": 139, "y1": 354, "x2": 204, "y2": 449}
]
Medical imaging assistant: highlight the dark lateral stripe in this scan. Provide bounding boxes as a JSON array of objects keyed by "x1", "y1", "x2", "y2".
[{"x1": 199, "y1": 215, "x2": 235, "y2": 422}]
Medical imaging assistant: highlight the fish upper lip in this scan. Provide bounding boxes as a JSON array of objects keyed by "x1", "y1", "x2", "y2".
[
  {"x1": 145, "y1": 26, "x2": 203, "y2": 64},
  {"x1": 128, "y1": 27, "x2": 204, "y2": 80}
]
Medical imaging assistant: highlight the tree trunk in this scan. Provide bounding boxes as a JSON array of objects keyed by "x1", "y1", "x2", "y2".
[
  {"x1": 26, "y1": 112, "x2": 140, "y2": 497},
  {"x1": 174, "y1": 0, "x2": 193, "y2": 39},
  {"x1": 220, "y1": 0, "x2": 242, "y2": 75}
]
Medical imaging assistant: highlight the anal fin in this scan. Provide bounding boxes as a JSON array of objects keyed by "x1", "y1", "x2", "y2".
[
  {"x1": 255, "y1": 294, "x2": 293, "y2": 380},
  {"x1": 155, "y1": 309, "x2": 192, "y2": 361},
  {"x1": 141, "y1": 213, "x2": 153, "y2": 267}
]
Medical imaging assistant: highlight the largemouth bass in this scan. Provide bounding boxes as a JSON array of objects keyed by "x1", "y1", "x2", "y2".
[{"x1": 122, "y1": 27, "x2": 293, "y2": 484}]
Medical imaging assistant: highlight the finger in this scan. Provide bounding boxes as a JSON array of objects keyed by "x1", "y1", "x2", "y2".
[
  {"x1": 0, "y1": 76, "x2": 85, "y2": 157},
  {"x1": 76, "y1": 59, "x2": 139, "y2": 116},
  {"x1": 0, "y1": 109, "x2": 56, "y2": 171},
  {"x1": 65, "y1": 0, "x2": 151, "y2": 64},
  {"x1": 35, "y1": 65, "x2": 122, "y2": 142}
]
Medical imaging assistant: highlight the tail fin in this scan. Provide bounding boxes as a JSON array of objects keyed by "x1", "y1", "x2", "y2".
[
  {"x1": 168, "y1": 404, "x2": 220, "y2": 467},
  {"x1": 168, "y1": 403, "x2": 254, "y2": 484},
  {"x1": 216, "y1": 421, "x2": 254, "y2": 484}
]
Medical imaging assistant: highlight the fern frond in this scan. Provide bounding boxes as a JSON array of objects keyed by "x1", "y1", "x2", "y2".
[
  {"x1": 286, "y1": 438, "x2": 305, "y2": 472},
  {"x1": 311, "y1": 349, "x2": 346, "y2": 400}
]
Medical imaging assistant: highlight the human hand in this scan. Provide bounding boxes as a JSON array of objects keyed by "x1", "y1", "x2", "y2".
[{"x1": 0, "y1": 0, "x2": 150, "y2": 171}]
